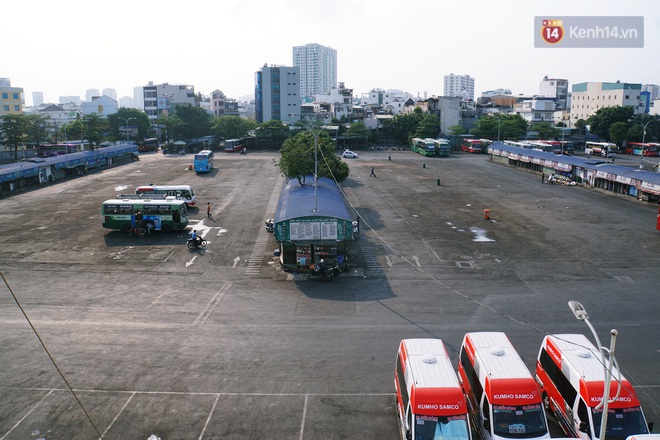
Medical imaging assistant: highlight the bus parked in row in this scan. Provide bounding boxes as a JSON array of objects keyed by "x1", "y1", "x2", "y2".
[
  {"x1": 462, "y1": 139, "x2": 487, "y2": 154},
  {"x1": 395, "y1": 338, "x2": 472, "y2": 440},
  {"x1": 135, "y1": 184, "x2": 196, "y2": 206},
  {"x1": 458, "y1": 332, "x2": 550, "y2": 440},
  {"x1": 585, "y1": 142, "x2": 616, "y2": 158},
  {"x1": 102, "y1": 194, "x2": 188, "y2": 233},
  {"x1": 411, "y1": 138, "x2": 437, "y2": 157},
  {"x1": 623, "y1": 142, "x2": 660, "y2": 157},
  {"x1": 535, "y1": 334, "x2": 651, "y2": 440},
  {"x1": 429, "y1": 139, "x2": 452, "y2": 157},
  {"x1": 194, "y1": 150, "x2": 214, "y2": 173},
  {"x1": 224, "y1": 138, "x2": 245, "y2": 152}
]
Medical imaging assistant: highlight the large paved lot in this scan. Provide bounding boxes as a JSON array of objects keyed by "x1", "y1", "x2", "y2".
[{"x1": 1, "y1": 150, "x2": 658, "y2": 439}]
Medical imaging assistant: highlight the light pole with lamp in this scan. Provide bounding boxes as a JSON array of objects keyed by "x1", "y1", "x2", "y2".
[
  {"x1": 640, "y1": 120, "x2": 653, "y2": 170},
  {"x1": 568, "y1": 301, "x2": 618, "y2": 440},
  {"x1": 298, "y1": 121, "x2": 327, "y2": 213},
  {"x1": 496, "y1": 114, "x2": 502, "y2": 142},
  {"x1": 120, "y1": 117, "x2": 136, "y2": 143}
]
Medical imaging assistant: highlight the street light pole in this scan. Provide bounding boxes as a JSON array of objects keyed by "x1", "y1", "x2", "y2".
[
  {"x1": 640, "y1": 120, "x2": 652, "y2": 170},
  {"x1": 300, "y1": 121, "x2": 327, "y2": 213},
  {"x1": 568, "y1": 301, "x2": 618, "y2": 440},
  {"x1": 120, "y1": 117, "x2": 136, "y2": 143},
  {"x1": 497, "y1": 114, "x2": 501, "y2": 142}
]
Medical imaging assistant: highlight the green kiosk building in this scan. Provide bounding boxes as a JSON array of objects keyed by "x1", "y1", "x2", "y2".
[{"x1": 273, "y1": 176, "x2": 353, "y2": 271}]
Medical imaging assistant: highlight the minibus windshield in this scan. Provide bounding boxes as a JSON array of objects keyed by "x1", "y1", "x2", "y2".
[
  {"x1": 592, "y1": 407, "x2": 649, "y2": 440},
  {"x1": 492, "y1": 404, "x2": 548, "y2": 438},
  {"x1": 415, "y1": 414, "x2": 470, "y2": 440}
]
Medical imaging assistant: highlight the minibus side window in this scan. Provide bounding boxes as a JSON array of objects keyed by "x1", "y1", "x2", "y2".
[
  {"x1": 396, "y1": 354, "x2": 410, "y2": 409},
  {"x1": 577, "y1": 399, "x2": 589, "y2": 427},
  {"x1": 483, "y1": 399, "x2": 491, "y2": 431},
  {"x1": 539, "y1": 348, "x2": 577, "y2": 404},
  {"x1": 461, "y1": 348, "x2": 483, "y2": 401}
]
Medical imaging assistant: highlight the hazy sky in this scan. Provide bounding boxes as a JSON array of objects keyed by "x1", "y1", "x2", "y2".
[{"x1": 5, "y1": 0, "x2": 659, "y2": 106}]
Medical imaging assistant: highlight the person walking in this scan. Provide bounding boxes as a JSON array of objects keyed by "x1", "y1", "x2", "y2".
[
  {"x1": 370, "y1": 167, "x2": 376, "y2": 178},
  {"x1": 207, "y1": 202, "x2": 212, "y2": 219}
]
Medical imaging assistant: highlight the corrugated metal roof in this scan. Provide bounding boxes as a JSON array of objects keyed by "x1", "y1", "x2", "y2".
[
  {"x1": 490, "y1": 142, "x2": 660, "y2": 186},
  {"x1": 274, "y1": 176, "x2": 351, "y2": 223}
]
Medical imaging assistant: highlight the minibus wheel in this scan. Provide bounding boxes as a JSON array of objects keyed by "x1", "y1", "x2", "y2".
[{"x1": 120, "y1": 224, "x2": 131, "y2": 233}]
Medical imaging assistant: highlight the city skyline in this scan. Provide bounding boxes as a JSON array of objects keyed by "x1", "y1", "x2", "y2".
[{"x1": 5, "y1": 0, "x2": 659, "y2": 107}]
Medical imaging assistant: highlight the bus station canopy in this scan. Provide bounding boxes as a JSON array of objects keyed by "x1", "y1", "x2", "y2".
[{"x1": 274, "y1": 176, "x2": 351, "y2": 224}]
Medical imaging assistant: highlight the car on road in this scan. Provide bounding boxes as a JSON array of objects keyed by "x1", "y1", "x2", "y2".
[{"x1": 342, "y1": 150, "x2": 359, "y2": 158}]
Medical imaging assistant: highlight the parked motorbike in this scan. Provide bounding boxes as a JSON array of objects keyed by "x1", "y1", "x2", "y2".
[
  {"x1": 127, "y1": 227, "x2": 146, "y2": 238},
  {"x1": 352, "y1": 220, "x2": 359, "y2": 239},
  {"x1": 308, "y1": 263, "x2": 341, "y2": 280},
  {"x1": 187, "y1": 237, "x2": 208, "y2": 249},
  {"x1": 265, "y1": 218, "x2": 274, "y2": 233}
]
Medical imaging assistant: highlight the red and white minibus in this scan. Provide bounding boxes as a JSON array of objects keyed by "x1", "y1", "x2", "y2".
[
  {"x1": 395, "y1": 338, "x2": 472, "y2": 440},
  {"x1": 458, "y1": 332, "x2": 550, "y2": 440},
  {"x1": 535, "y1": 334, "x2": 651, "y2": 440}
]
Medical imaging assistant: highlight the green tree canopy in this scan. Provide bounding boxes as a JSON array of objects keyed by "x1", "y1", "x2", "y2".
[
  {"x1": 533, "y1": 122, "x2": 560, "y2": 140},
  {"x1": 0, "y1": 114, "x2": 28, "y2": 159},
  {"x1": 448, "y1": 125, "x2": 465, "y2": 135},
  {"x1": 587, "y1": 106, "x2": 634, "y2": 141},
  {"x1": 214, "y1": 115, "x2": 258, "y2": 141},
  {"x1": 609, "y1": 122, "x2": 629, "y2": 146},
  {"x1": 173, "y1": 104, "x2": 212, "y2": 139},
  {"x1": 254, "y1": 119, "x2": 287, "y2": 147},
  {"x1": 275, "y1": 130, "x2": 349, "y2": 185},
  {"x1": 384, "y1": 108, "x2": 424, "y2": 144},
  {"x1": 414, "y1": 114, "x2": 440, "y2": 139},
  {"x1": 471, "y1": 114, "x2": 527, "y2": 140},
  {"x1": 108, "y1": 109, "x2": 150, "y2": 142},
  {"x1": 24, "y1": 114, "x2": 50, "y2": 147}
]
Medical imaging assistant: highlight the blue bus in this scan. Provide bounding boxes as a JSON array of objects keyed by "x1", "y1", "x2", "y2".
[{"x1": 194, "y1": 150, "x2": 214, "y2": 172}]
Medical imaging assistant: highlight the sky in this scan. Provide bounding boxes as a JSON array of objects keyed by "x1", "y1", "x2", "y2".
[{"x1": 4, "y1": 0, "x2": 660, "y2": 107}]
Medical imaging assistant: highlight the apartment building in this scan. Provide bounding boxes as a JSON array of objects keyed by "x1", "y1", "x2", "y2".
[
  {"x1": 443, "y1": 74, "x2": 475, "y2": 101},
  {"x1": 255, "y1": 65, "x2": 301, "y2": 124},
  {"x1": 539, "y1": 76, "x2": 569, "y2": 110},
  {"x1": 293, "y1": 43, "x2": 337, "y2": 101},
  {"x1": 570, "y1": 81, "x2": 644, "y2": 123},
  {"x1": 0, "y1": 78, "x2": 24, "y2": 116},
  {"x1": 142, "y1": 82, "x2": 196, "y2": 123}
]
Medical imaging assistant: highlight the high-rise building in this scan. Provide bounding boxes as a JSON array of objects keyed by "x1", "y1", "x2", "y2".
[
  {"x1": 642, "y1": 84, "x2": 659, "y2": 101},
  {"x1": 293, "y1": 43, "x2": 337, "y2": 100},
  {"x1": 102, "y1": 88, "x2": 117, "y2": 100},
  {"x1": 142, "y1": 82, "x2": 196, "y2": 123},
  {"x1": 255, "y1": 64, "x2": 300, "y2": 124},
  {"x1": 443, "y1": 74, "x2": 475, "y2": 101},
  {"x1": 32, "y1": 91, "x2": 44, "y2": 107},
  {"x1": 539, "y1": 76, "x2": 569, "y2": 110},
  {"x1": 570, "y1": 81, "x2": 644, "y2": 123},
  {"x1": 85, "y1": 89, "x2": 100, "y2": 102}
]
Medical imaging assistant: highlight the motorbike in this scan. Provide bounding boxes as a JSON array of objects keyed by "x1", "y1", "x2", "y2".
[
  {"x1": 187, "y1": 237, "x2": 208, "y2": 249},
  {"x1": 308, "y1": 263, "x2": 341, "y2": 280},
  {"x1": 352, "y1": 220, "x2": 359, "y2": 239},
  {"x1": 127, "y1": 227, "x2": 146, "y2": 238},
  {"x1": 265, "y1": 218, "x2": 274, "y2": 233}
]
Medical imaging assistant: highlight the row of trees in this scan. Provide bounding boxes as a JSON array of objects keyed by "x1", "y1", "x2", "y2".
[{"x1": 585, "y1": 106, "x2": 659, "y2": 146}]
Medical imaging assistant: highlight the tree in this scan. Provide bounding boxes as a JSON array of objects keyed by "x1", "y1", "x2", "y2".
[
  {"x1": 413, "y1": 114, "x2": 440, "y2": 139},
  {"x1": 108, "y1": 109, "x2": 149, "y2": 142},
  {"x1": 626, "y1": 124, "x2": 644, "y2": 143},
  {"x1": 556, "y1": 121, "x2": 566, "y2": 127},
  {"x1": 574, "y1": 119, "x2": 587, "y2": 131},
  {"x1": 172, "y1": 104, "x2": 212, "y2": 139},
  {"x1": 0, "y1": 114, "x2": 28, "y2": 160},
  {"x1": 346, "y1": 121, "x2": 369, "y2": 147},
  {"x1": 609, "y1": 122, "x2": 629, "y2": 146},
  {"x1": 24, "y1": 114, "x2": 50, "y2": 147},
  {"x1": 448, "y1": 125, "x2": 465, "y2": 135},
  {"x1": 533, "y1": 122, "x2": 560, "y2": 140},
  {"x1": 472, "y1": 115, "x2": 527, "y2": 140},
  {"x1": 214, "y1": 115, "x2": 258, "y2": 141},
  {"x1": 275, "y1": 130, "x2": 349, "y2": 185},
  {"x1": 587, "y1": 106, "x2": 634, "y2": 141},
  {"x1": 384, "y1": 108, "x2": 424, "y2": 144},
  {"x1": 82, "y1": 113, "x2": 109, "y2": 147}
]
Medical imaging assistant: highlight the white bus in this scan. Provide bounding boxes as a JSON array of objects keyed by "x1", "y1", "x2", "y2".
[
  {"x1": 135, "y1": 184, "x2": 196, "y2": 206},
  {"x1": 395, "y1": 339, "x2": 472, "y2": 440},
  {"x1": 458, "y1": 332, "x2": 550, "y2": 440},
  {"x1": 585, "y1": 141, "x2": 616, "y2": 158}
]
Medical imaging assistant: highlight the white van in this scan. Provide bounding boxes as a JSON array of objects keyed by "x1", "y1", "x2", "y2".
[
  {"x1": 535, "y1": 334, "x2": 651, "y2": 440},
  {"x1": 458, "y1": 332, "x2": 550, "y2": 440},
  {"x1": 395, "y1": 338, "x2": 472, "y2": 440}
]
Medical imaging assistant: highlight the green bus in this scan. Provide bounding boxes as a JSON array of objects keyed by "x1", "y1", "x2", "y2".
[
  {"x1": 411, "y1": 138, "x2": 436, "y2": 157},
  {"x1": 102, "y1": 194, "x2": 189, "y2": 233},
  {"x1": 428, "y1": 138, "x2": 451, "y2": 157}
]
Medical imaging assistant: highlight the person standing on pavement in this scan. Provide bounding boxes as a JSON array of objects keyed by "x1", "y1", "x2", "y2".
[
  {"x1": 370, "y1": 167, "x2": 376, "y2": 178},
  {"x1": 207, "y1": 202, "x2": 212, "y2": 219}
]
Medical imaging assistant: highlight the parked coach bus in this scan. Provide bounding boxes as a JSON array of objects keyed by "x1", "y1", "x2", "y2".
[
  {"x1": 535, "y1": 334, "x2": 651, "y2": 440},
  {"x1": 135, "y1": 184, "x2": 196, "y2": 206},
  {"x1": 395, "y1": 338, "x2": 472, "y2": 440},
  {"x1": 462, "y1": 139, "x2": 486, "y2": 154},
  {"x1": 224, "y1": 138, "x2": 245, "y2": 152},
  {"x1": 102, "y1": 194, "x2": 188, "y2": 233},
  {"x1": 411, "y1": 138, "x2": 437, "y2": 157},
  {"x1": 194, "y1": 150, "x2": 214, "y2": 173},
  {"x1": 458, "y1": 332, "x2": 550, "y2": 440}
]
